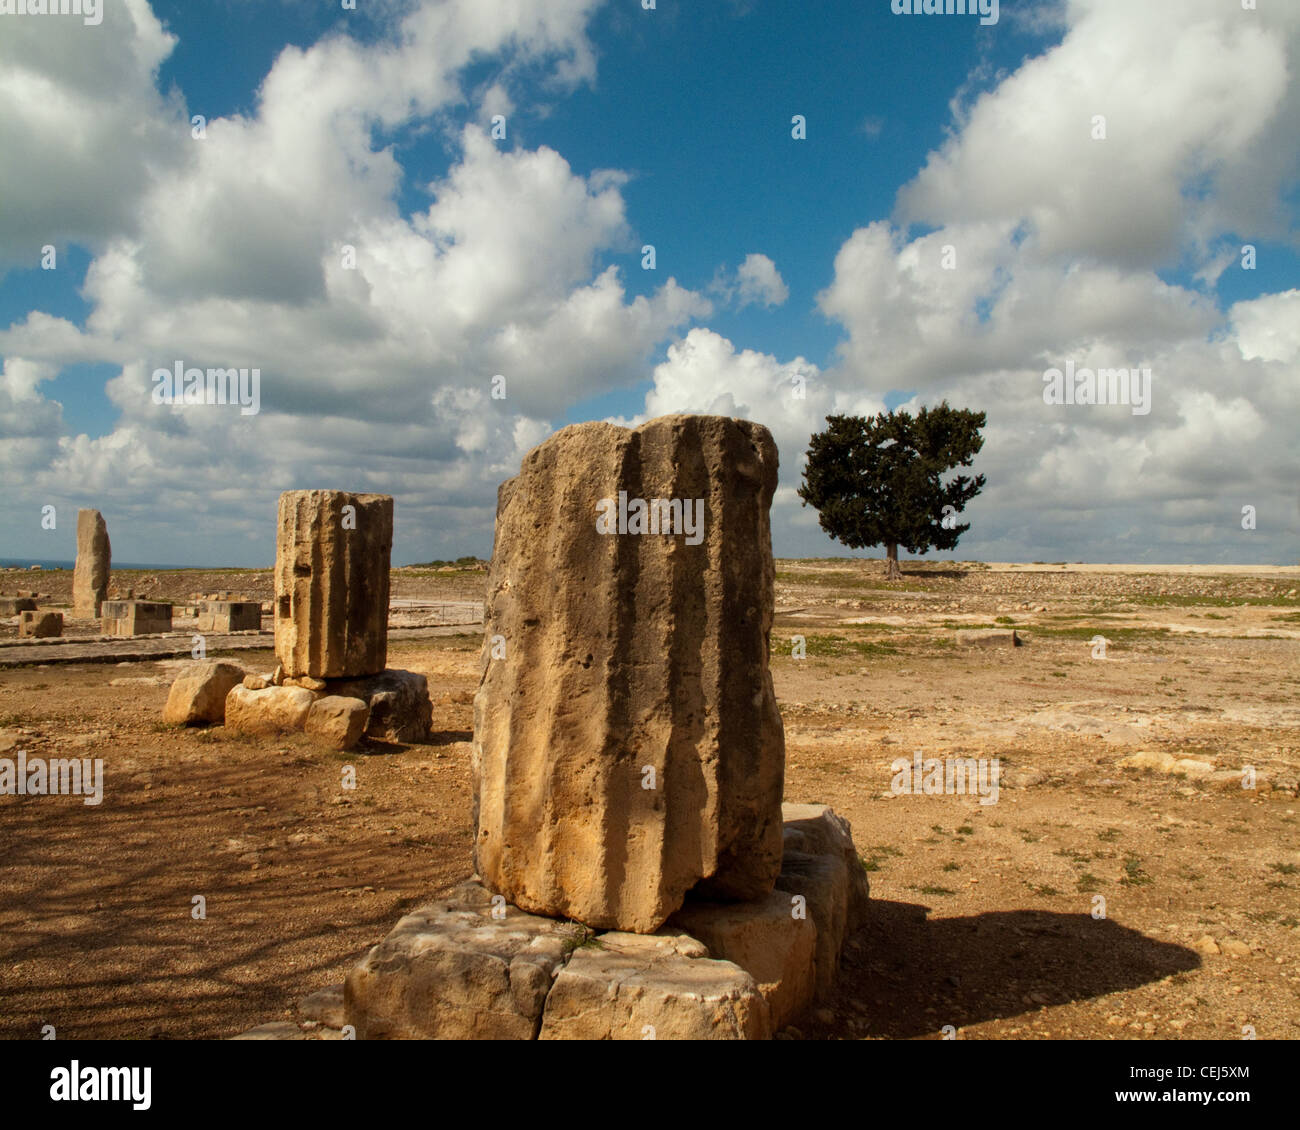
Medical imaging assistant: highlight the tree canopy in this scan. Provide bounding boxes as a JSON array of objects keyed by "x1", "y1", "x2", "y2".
[{"x1": 797, "y1": 403, "x2": 986, "y2": 579}]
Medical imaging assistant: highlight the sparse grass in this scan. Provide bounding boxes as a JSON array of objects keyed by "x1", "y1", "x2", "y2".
[
  {"x1": 770, "y1": 633, "x2": 900, "y2": 659},
  {"x1": 1270, "y1": 862, "x2": 1299, "y2": 876},
  {"x1": 1029, "y1": 884, "x2": 1060, "y2": 897},
  {"x1": 1096, "y1": 828, "x2": 1122, "y2": 843},
  {"x1": 1076, "y1": 874, "x2": 1102, "y2": 893},
  {"x1": 956, "y1": 825, "x2": 974, "y2": 836},
  {"x1": 559, "y1": 923, "x2": 601, "y2": 953},
  {"x1": 941, "y1": 862, "x2": 961, "y2": 872},
  {"x1": 861, "y1": 844, "x2": 902, "y2": 872},
  {"x1": 917, "y1": 884, "x2": 957, "y2": 896},
  {"x1": 1121, "y1": 855, "x2": 1153, "y2": 886}
]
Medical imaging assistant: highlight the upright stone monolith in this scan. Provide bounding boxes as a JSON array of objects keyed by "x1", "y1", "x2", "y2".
[
  {"x1": 274, "y1": 491, "x2": 393, "y2": 678},
  {"x1": 72, "y1": 509, "x2": 111, "y2": 618},
  {"x1": 472, "y1": 414, "x2": 786, "y2": 934}
]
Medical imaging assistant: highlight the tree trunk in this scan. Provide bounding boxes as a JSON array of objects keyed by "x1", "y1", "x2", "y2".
[{"x1": 885, "y1": 543, "x2": 901, "y2": 581}]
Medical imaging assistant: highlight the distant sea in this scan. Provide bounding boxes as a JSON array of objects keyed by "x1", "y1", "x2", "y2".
[{"x1": 0, "y1": 559, "x2": 208, "y2": 571}]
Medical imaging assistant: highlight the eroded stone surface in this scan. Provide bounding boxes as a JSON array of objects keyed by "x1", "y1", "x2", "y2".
[
  {"x1": 343, "y1": 880, "x2": 575, "y2": 1040},
  {"x1": 275, "y1": 490, "x2": 393, "y2": 679},
  {"x1": 474, "y1": 414, "x2": 785, "y2": 933},
  {"x1": 539, "y1": 930, "x2": 771, "y2": 1040}
]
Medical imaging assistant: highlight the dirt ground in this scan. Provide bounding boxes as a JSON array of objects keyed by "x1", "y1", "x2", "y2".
[{"x1": 1, "y1": 558, "x2": 1297, "y2": 1040}]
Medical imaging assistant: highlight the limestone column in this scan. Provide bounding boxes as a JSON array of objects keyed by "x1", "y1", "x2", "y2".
[
  {"x1": 472, "y1": 414, "x2": 786, "y2": 933},
  {"x1": 274, "y1": 490, "x2": 393, "y2": 678}
]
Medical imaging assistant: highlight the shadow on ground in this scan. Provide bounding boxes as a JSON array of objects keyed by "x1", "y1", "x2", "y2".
[{"x1": 840, "y1": 899, "x2": 1200, "y2": 1038}]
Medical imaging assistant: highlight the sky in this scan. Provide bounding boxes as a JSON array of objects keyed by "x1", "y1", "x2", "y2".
[{"x1": 0, "y1": 0, "x2": 1297, "y2": 568}]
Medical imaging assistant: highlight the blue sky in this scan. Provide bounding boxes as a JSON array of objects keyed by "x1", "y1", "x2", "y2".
[{"x1": 1, "y1": 0, "x2": 1297, "y2": 567}]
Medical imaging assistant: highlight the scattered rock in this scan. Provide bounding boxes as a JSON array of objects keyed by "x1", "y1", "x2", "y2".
[
  {"x1": 955, "y1": 629, "x2": 1020, "y2": 648},
  {"x1": 304, "y1": 696, "x2": 369, "y2": 750},
  {"x1": 163, "y1": 660, "x2": 247, "y2": 725},
  {"x1": 299, "y1": 986, "x2": 345, "y2": 1028},
  {"x1": 224, "y1": 684, "x2": 316, "y2": 736}
]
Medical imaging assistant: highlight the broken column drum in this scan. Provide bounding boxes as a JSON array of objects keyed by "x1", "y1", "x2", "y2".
[
  {"x1": 274, "y1": 491, "x2": 393, "y2": 679},
  {"x1": 473, "y1": 414, "x2": 786, "y2": 934}
]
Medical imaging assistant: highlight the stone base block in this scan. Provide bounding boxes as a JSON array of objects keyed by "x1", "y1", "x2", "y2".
[
  {"x1": 340, "y1": 805, "x2": 869, "y2": 1040},
  {"x1": 197, "y1": 600, "x2": 262, "y2": 632},
  {"x1": 328, "y1": 669, "x2": 431, "y2": 743},
  {"x1": 539, "y1": 931, "x2": 771, "y2": 1040},
  {"x1": 0, "y1": 597, "x2": 38, "y2": 616},
  {"x1": 668, "y1": 889, "x2": 816, "y2": 1031},
  {"x1": 102, "y1": 600, "x2": 173, "y2": 636},
  {"x1": 19, "y1": 611, "x2": 63, "y2": 638},
  {"x1": 344, "y1": 881, "x2": 575, "y2": 1039}
]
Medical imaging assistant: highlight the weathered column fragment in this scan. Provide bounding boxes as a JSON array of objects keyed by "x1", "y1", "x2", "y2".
[
  {"x1": 72, "y1": 509, "x2": 111, "y2": 618},
  {"x1": 473, "y1": 414, "x2": 786, "y2": 934},
  {"x1": 274, "y1": 491, "x2": 393, "y2": 679}
]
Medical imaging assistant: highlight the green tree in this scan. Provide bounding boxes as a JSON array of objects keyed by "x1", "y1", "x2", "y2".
[{"x1": 797, "y1": 403, "x2": 986, "y2": 580}]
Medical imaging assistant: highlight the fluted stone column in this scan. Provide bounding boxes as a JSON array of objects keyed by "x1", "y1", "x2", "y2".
[
  {"x1": 274, "y1": 490, "x2": 393, "y2": 678},
  {"x1": 472, "y1": 414, "x2": 786, "y2": 934}
]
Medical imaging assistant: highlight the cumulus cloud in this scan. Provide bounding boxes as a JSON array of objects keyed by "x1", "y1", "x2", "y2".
[
  {"x1": 710, "y1": 253, "x2": 789, "y2": 310},
  {"x1": 804, "y1": 0, "x2": 1300, "y2": 564},
  {"x1": 0, "y1": 0, "x2": 713, "y2": 563}
]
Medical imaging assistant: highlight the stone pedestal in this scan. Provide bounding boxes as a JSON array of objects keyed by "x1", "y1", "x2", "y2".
[
  {"x1": 101, "y1": 600, "x2": 172, "y2": 636},
  {"x1": 73, "y1": 509, "x2": 111, "y2": 618},
  {"x1": 197, "y1": 600, "x2": 262, "y2": 632},
  {"x1": 473, "y1": 415, "x2": 786, "y2": 933},
  {"x1": 274, "y1": 490, "x2": 393, "y2": 678},
  {"x1": 19, "y1": 610, "x2": 63, "y2": 638},
  {"x1": 342, "y1": 805, "x2": 867, "y2": 1040}
]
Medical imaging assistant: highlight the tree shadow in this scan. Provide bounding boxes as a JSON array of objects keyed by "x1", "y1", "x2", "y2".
[{"x1": 840, "y1": 899, "x2": 1200, "y2": 1038}]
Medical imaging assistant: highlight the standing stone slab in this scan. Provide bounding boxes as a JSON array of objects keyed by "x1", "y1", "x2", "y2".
[
  {"x1": 473, "y1": 414, "x2": 786, "y2": 933},
  {"x1": 73, "y1": 509, "x2": 111, "y2": 618},
  {"x1": 344, "y1": 881, "x2": 576, "y2": 1040},
  {"x1": 275, "y1": 491, "x2": 393, "y2": 679}
]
